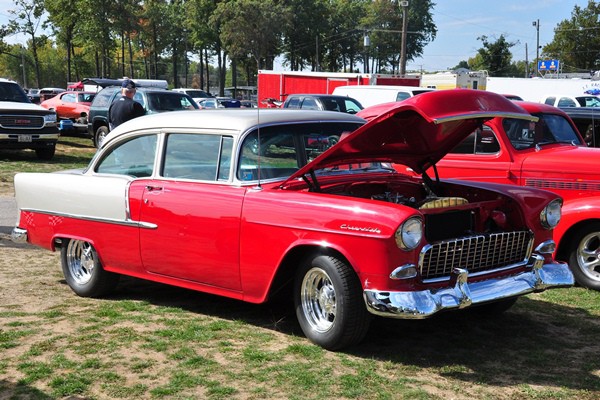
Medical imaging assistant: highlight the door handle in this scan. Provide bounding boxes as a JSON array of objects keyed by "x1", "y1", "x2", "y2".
[{"x1": 145, "y1": 185, "x2": 163, "y2": 192}]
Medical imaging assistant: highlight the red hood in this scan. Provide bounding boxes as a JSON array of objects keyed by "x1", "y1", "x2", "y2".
[{"x1": 284, "y1": 89, "x2": 536, "y2": 182}]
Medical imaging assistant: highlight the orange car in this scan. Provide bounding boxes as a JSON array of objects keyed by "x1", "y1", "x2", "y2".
[{"x1": 41, "y1": 91, "x2": 96, "y2": 125}]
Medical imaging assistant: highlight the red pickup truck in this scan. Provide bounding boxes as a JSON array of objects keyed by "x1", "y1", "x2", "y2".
[{"x1": 410, "y1": 101, "x2": 600, "y2": 290}]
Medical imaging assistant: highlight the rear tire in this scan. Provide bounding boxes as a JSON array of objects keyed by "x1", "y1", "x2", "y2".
[
  {"x1": 61, "y1": 239, "x2": 119, "y2": 297},
  {"x1": 294, "y1": 254, "x2": 371, "y2": 350},
  {"x1": 94, "y1": 125, "x2": 109, "y2": 148},
  {"x1": 568, "y1": 223, "x2": 600, "y2": 290}
]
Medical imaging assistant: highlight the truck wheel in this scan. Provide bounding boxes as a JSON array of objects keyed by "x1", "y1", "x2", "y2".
[
  {"x1": 35, "y1": 146, "x2": 55, "y2": 160},
  {"x1": 568, "y1": 223, "x2": 600, "y2": 290},
  {"x1": 294, "y1": 254, "x2": 371, "y2": 350},
  {"x1": 61, "y1": 239, "x2": 120, "y2": 297},
  {"x1": 94, "y1": 126, "x2": 109, "y2": 148}
]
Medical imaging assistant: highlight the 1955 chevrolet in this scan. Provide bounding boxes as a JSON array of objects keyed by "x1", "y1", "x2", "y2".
[{"x1": 12, "y1": 90, "x2": 574, "y2": 350}]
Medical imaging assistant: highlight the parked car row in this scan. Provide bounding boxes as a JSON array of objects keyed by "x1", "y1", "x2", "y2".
[{"x1": 11, "y1": 90, "x2": 578, "y2": 350}]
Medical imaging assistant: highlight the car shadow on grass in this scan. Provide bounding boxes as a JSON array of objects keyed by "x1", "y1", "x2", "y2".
[{"x1": 62, "y1": 275, "x2": 600, "y2": 395}]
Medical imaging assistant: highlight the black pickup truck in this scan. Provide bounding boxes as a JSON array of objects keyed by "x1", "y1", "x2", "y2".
[{"x1": 561, "y1": 107, "x2": 600, "y2": 148}]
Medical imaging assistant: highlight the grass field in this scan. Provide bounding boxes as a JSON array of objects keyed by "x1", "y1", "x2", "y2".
[{"x1": 1, "y1": 137, "x2": 599, "y2": 399}]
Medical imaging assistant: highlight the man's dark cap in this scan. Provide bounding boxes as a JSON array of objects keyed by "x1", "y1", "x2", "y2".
[{"x1": 122, "y1": 79, "x2": 136, "y2": 89}]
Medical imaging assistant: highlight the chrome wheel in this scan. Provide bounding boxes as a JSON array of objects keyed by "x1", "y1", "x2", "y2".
[
  {"x1": 300, "y1": 267, "x2": 337, "y2": 333},
  {"x1": 66, "y1": 240, "x2": 96, "y2": 285},
  {"x1": 576, "y1": 231, "x2": 600, "y2": 282}
]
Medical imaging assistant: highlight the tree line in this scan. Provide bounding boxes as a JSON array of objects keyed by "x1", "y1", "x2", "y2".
[{"x1": 0, "y1": 0, "x2": 597, "y2": 94}]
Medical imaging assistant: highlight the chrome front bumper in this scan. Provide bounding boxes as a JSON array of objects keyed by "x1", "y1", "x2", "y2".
[
  {"x1": 364, "y1": 254, "x2": 574, "y2": 319},
  {"x1": 11, "y1": 227, "x2": 28, "y2": 243}
]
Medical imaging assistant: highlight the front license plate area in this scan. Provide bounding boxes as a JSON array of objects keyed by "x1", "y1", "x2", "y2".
[{"x1": 18, "y1": 135, "x2": 32, "y2": 142}]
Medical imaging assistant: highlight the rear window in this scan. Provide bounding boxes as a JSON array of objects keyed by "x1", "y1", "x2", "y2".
[{"x1": 92, "y1": 87, "x2": 119, "y2": 108}]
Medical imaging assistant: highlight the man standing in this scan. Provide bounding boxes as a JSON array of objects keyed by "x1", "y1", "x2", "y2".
[{"x1": 108, "y1": 79, "x2": 145, "y2": 129}]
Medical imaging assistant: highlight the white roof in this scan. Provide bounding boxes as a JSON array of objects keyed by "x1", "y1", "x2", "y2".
[{"x1": 102, "y1": 109, "x2": 365, "y2": 148}]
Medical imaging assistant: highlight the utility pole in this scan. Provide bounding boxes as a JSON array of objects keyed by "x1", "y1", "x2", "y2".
[
  {"x1": 399, "y1": 1, "x2": 409, "y2": 75},
  {"x1": 532, "y1": 19, "x2": 540, "y2": 75}
]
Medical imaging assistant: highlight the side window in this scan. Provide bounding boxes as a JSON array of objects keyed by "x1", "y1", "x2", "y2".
[
  {"x1": 92, "y1": 88, "x2": 117, "y2": 107},
  {"x1": 557, "y1": 97, "x2": 576, "y2": 107},
  {"x1": 133, "y1": 92, "x2": 145, "y2": 108},
  {"x1": 475, "y1": 127, "x2": 500, "y2": 154},
  {"x1": 162, "y1": 133, "x2": 223, "y2": 181},
  {"x1": 218, "y1": 137, "x2": 233, "y2": 181},
  {"x1": 286, "y1": 97, "x2": 300, "y2": 108},
  {"x1": 544, "y1": 97, "x2": 556, "y2": 106},
  {"x1": 96, "y1": 134, "x2": 157, "y2": 177},
  {"x1": 300, "y1": 98, "x2": 319, "y2": 110},
  {"x1": 395, "y1": 92, "x2": 410, "y2": 101},
  {"x1": 62, "y1": 93, "x2": 76, "y2": 103},
  {"x1": 449, "y1": 127, "x2": 499, "y2": 154},
  {"x1": 450, "y1": 132, "x2": 476, "y2": 154}
]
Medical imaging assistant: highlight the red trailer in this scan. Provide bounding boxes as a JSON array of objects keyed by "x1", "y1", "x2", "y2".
[{"x1": 257, "y1": 70, "x2": 420, "y2": 107}]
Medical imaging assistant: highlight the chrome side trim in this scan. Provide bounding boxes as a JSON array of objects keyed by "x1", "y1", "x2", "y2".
[
  {"x1": 11, "y1": 227, "x2": 28, "y2": 243},
  {"x1": 364, "y1": 254, "x2": 574, "y2": 319},
  {"x1": 19, "y1": 208, "x2": 157, "y2": 229}
]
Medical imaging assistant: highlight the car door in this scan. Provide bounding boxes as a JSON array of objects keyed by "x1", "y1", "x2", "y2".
[
  {"x1": 435, "y1": 124, "x2": 516, "y2": 185},
  {"x1": 56, "y1": 93, "x2": 77, "y2": 118},
  {"x1": 137, "y1": 132, "x2": 244, "y2": 291}
]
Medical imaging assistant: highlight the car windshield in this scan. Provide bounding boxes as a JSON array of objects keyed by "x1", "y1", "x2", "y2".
[
  {"x1": 575, "y1": 96, "x2": 600, "y2": 107},
  {"x1": 146, "y1": 93, "x2": 198, "y2": 112},
  {"x1": 504, "y1": 113, "x2": 583, "y2": 150},
  {"x1": 238, "y1": 122, "x2": 364, "y2": 181},
  {"x1": 0, "y1": 83, "x2": 30, "y2": 103}
]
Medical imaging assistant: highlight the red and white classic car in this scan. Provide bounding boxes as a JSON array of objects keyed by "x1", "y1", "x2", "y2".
[
  {"x1": 12, "y1": 90, "x2": 574, "y2": 350},
  {"x1": 403, "y1": 101, "x2": 600, "y2": 291}
]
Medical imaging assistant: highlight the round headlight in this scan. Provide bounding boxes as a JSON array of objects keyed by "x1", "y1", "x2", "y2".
[
  {"x1": 540, "y1": 199, "x2": 562, "y2": 229},
  {"x1": 395, "y1": 217, "x2": 423, "y2": 250}
]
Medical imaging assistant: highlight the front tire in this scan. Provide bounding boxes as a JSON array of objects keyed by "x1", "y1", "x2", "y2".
[
  {"x1": 294, "y1": 254, "x2": 371, "y2": 350},
  {"x1": 35, "y1": 146, "x2": 55, "y2": 160},
  {"x1": 61, "y1": 239, "x2": 119, "y2": 297},
  {"x1": 568, "y1": 223, "x2": 600, "y2": 290}
]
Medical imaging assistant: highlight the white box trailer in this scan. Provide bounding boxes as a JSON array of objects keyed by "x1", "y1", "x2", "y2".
[
  {"x1": 332, "y1": 85, "x2": 434, "y2": 108},
  {"x1": 486, "y1": 77, "x2": 600, "y2": 102},
  {"x1": 421, "y1": 70, "x2": 488, "y2": 90}
]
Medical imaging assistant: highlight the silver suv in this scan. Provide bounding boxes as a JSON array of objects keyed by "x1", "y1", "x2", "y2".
[{"x1": 0, "y1": 79, "x2": 59, "y2": 160}]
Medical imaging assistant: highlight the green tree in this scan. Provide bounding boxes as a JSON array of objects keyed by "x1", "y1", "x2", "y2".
[
  {"x1": 543, "y1": 0, "x2": 600, "y2": 72},
  {"x1": 214, "y1": 0, "x2": 289, "y2": 70},
  {"x1": 471, "y1": 35, "x2": 516, "y2": 77},
  {"x1": 45, "y1": 0, "x2": 84, "y2": 82},
  {"x1": 281, "y1": 0, "x2": 329, "y2": 71},
  {"x1": 6, "y1": 0, "x2": 46, "y2": 88},
  {"x1": 361, "y1": 0, "x2": 436, "y2": 74}
]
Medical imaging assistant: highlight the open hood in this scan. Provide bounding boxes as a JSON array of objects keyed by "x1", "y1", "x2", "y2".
[{"x1": 284, "y1": 90, "x2": 536, "y2": 183}]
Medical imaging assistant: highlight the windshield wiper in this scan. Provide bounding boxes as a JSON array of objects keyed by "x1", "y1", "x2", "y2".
[{"x1": 535, "y1": 140, "x2": 578, "y2": 150}]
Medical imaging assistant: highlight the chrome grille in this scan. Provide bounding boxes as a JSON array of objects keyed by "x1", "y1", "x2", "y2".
[
  {"x1": 419, "y1": 231, "x2": 533, "y2": 281},
  {"x1": 0, "y1": 115, "x2": 45, "y2": 129}
]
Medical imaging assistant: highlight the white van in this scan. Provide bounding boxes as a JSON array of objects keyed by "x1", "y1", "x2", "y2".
[{"x1": 332, "y1": 85, "x2": 434, "y2": 108}]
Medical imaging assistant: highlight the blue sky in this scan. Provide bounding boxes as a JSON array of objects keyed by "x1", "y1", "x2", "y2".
[
  {"x1": 409, "y1": 1, "x2": 587, "y2": 72},
  {"x1": 0, "y1": 0, "x2": 588, "y2": 73}
]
